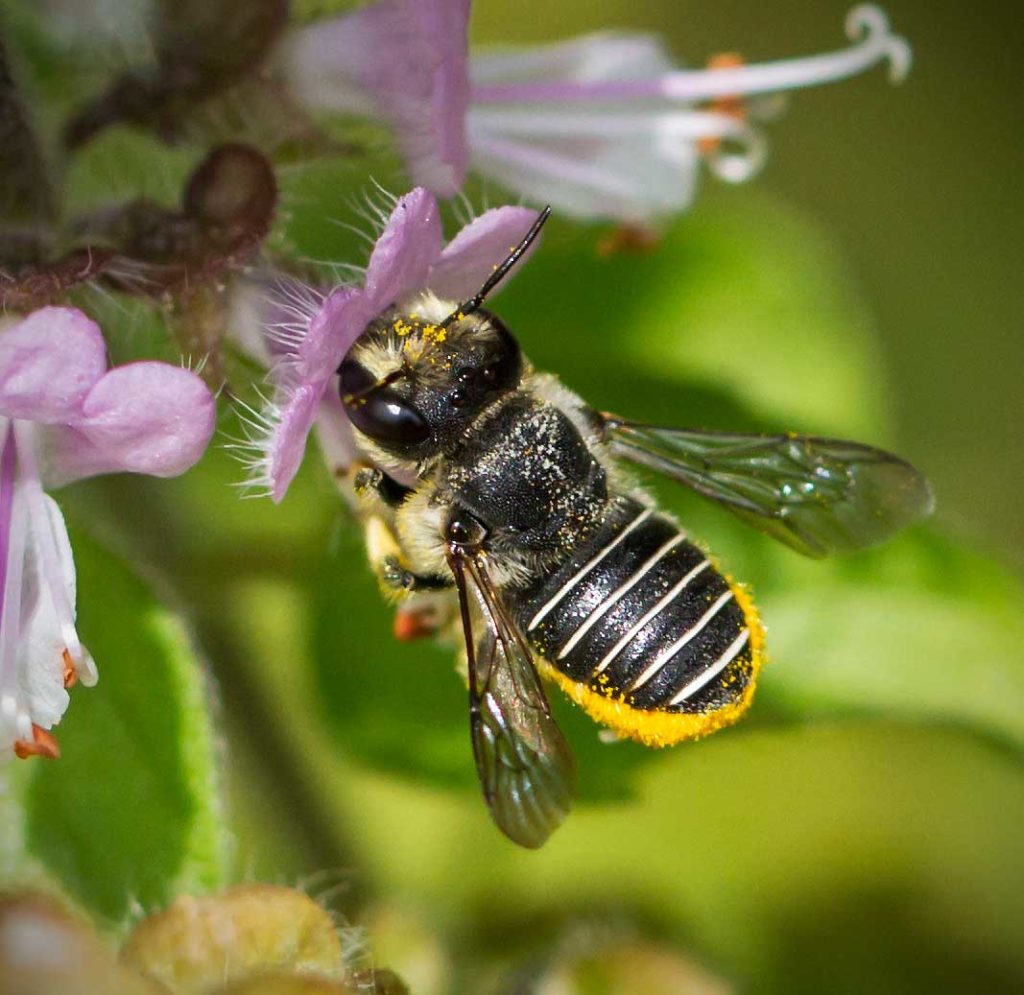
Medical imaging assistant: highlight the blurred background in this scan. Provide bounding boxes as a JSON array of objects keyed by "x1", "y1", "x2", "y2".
[
  {"x1": 3, "y1": 1, "x2": 1023, "y2": 993},
  {"x1": 481, "y1": 0, "x2": 1024, "y2": 566}
]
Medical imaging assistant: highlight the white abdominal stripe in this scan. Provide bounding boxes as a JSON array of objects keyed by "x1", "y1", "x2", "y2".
[
  {"x1": 526, "y1": 507, "x2": 652, "y2": 632},
  {"x1": 514, "y1": 500, "x2": 752, "y2": 711}
]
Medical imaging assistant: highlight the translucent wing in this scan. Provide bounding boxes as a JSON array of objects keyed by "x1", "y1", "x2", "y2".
[
  {"x1": 601, "y1": 417, "x2": 934, "y2": 558},
  {"x1": 446, "y1": 545, "x2": 576, "y2": 848}
]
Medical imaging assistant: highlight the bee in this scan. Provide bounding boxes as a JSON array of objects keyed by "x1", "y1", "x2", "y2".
[{"x1": 338, "y1": 209, "x2": 933, "y2": 848}]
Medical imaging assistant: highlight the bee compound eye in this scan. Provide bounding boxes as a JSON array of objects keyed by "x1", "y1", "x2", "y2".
[
  {"x1": 339, "y1": 359, "x2": 430, "y2": 446},
  {"x1": 338, "y1": 357, "x2": 373, "y2": 397},
  {"x1": 446, "y1": 514, "x2": 486, "y2": 547},
  {"x1": 351, "y1": 391, "x2": 430, "y2": 445}
]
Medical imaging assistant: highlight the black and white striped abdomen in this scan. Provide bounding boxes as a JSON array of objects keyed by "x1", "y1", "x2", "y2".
[{"x1": 510, "y1": 497, "x2": 760, "y2": 726}]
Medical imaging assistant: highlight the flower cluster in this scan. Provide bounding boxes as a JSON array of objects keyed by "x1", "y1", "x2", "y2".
[
  {"x1": 0, "y1": 308, "x2": 215, "y2": 760},
  {"x1": 284, "y1": 2, "x2": 910, "y2": 221}
]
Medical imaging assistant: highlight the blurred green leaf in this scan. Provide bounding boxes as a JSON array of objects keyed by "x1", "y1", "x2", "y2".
[
  {"x1": 757, "y1": 530, "x2": 1024, "y2": 752},
  {"x1": 312, "y1": 526, "x2": 473, "y2": 791},
  {"x1": 19, "y1": 527, "x2": 228, "y2": 922},
  {"x1": 499, "y1": 190, "x2": 892, "y2": 441}
]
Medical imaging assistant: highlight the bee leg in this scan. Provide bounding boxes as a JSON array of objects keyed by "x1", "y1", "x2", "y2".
[
  {"x1": 381, "y1": 554, "x2": 450, "y2": 593},
  {"x1": 378, "y1": 549, "x2": 453, "y2": 642},
  {"x1": 354, "y1": 467, "x2": 413, "y2": 509},
  {"x1": 393, "y1": 590, "x2": 456, "y2": 642}
]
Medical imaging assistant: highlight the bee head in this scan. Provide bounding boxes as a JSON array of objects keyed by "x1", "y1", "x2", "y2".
[
  {"x1": 339, "y1": 306, "x2": 523, "y2": 460},
  {"x1": 338, "y1": 205, "x2": 549, "y2": 462}
]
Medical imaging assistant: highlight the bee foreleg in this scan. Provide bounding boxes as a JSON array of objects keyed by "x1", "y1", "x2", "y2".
[
  {"x1": 380, "y1": 554, "x2": 450, "y2": 593},
  {"x1": 354, "y1": 467, "x2": 413, "y2": 510}
]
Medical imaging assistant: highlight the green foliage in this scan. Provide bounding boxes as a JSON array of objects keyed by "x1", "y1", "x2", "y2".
[{"x1": 759, "y1": 529, "x2": 1024, "y2": 752}]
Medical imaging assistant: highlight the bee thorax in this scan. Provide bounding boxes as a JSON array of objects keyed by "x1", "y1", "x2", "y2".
[{"x1": 440, "y1": 395, "x2": 608, "y2": 560}]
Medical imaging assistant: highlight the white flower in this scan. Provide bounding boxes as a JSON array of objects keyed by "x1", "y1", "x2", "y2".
[
  {"x1": 283, "y1": 2, "x2": 910, "y2": 222},
  {"x1": 0, "y1": 307, "x2": 217, "y2": 760}
]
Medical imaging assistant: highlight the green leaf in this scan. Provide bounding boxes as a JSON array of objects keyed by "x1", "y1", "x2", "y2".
[
  {"x1": 498, "y1": 190, "x2": 892, "y2": 441},
  {"x1": 311, "y1": 526, "x2": 473, "y2": 791},
  {"x1": 18, "y1": 527, "x2": 228, "y2": 923},
  {"x1": 754, "y1": 530, "x2": 1024, "y2": 752}
]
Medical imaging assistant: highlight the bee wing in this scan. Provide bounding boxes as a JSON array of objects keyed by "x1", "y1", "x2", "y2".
[
  {"x1": 446, "y1": 545, "x2": 576, "y2": 848},
  {"x1": 601, "y1": 417, "x2": 934, "y2": 558}
]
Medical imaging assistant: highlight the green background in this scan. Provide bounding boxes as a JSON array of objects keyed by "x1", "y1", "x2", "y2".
[{"x1": 2, "y1": 1, "x2": 1023, "y2": 993}]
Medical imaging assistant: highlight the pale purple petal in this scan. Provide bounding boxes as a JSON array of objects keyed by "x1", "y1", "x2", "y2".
[
  {"x1": 228, "y1": 274, "x2": 333, "y2": 372},
  {"x1": 285, "y1": 0, "x2": 470, "y2": 196},
  {"x1": 17, "y1": 495, "x2": 77, "y2": 730},
  {"x1": 470, "y1": 31, "x2": 675, "y2": 89},
  {"x1": 268, "y1": 382, "x2": 324, "y2": 502},
  {"x1": 255, "y1": 189, "x2": 444, "y2": 504},
  {"x1": 313, "y1": 389, "x2": 356, "y2": 480},
  {"x1": 42, "y1": 363, "x2": 216, "y2": 483},
  {"x1": 0, "y1": 307, "x2": 107, "y2": 423},
  {"x1": 362, "y1": 187, "x2": 444, "y2": 312},
  {"x1": 466, "y1": 110, "x2": 712, "y2": 221},
  {"x1": 426, "y1": 206, "x2": 542, "y2": 300},
  {"x1": 294, "y1": 286, "x2": 374, "y2": 387}
]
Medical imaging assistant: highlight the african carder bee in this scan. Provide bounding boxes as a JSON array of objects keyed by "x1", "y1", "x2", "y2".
[{"x1": 339, "y1": 210, "x2": 933, "y2": 848}]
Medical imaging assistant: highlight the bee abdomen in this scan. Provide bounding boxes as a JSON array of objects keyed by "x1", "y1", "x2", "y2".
[{"x1": 512, "y1": 498, "x2": 761, "y2": 734}]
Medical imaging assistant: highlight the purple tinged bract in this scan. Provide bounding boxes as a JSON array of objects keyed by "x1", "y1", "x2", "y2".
[{"x1": 0, "y1": 307, "x2": 216, "y2": 760}]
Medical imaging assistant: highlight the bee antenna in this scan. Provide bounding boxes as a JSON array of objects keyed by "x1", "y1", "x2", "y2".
[
  {"x1": 439, "y1": 206, "x2": 551, "y2": 330},
  {"x1": 343, "y1": 364, "x2": 408, "y2": 406}
]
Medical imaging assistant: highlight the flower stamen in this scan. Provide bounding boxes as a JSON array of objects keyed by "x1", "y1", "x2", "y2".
[
  {"x1": 697, "y1": 53, "x2": 747, "y2": 158},
  {"x1": 13, "y1": 723, "x2": 61, "y2": 761},
  {"x1": 62, "y1": 648, "x2": 76, "y2": 689},
  {"x1": 596, "y1": 225, "x2": 661, "y2": 258}
]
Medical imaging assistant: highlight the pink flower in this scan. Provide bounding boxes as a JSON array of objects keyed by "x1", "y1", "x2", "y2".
[
  {"x1": 248, "y1": 187, "x2": 540, "y2": 501},
  {"x1": 283, "y1": 3, "x2": 910, "y2": 222},
  {"x1": 0, "y1": 307, "x2": 216, "y2": 760}
]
